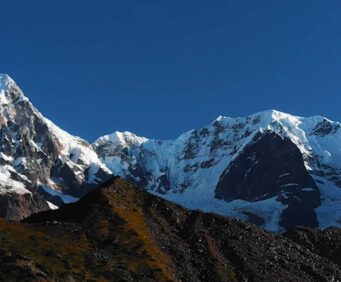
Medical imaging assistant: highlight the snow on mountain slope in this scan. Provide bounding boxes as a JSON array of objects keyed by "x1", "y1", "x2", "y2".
[
  {"x1": 1, "y1": 72, "x2": 340, "y2": 230},
  {"x1": 0, "y1": 73, "x2": 111, "y2": 219},
  {"x1": 94, "y1": 110, "x2": 341, "y2": 231}
]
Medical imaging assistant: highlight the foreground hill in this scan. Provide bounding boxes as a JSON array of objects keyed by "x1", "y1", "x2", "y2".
[{"x1": 0, "y1": 177, "x2": 338, "y2": 281}]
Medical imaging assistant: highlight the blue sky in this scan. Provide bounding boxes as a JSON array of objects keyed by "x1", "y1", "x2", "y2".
[{"x1": 1, "y1": 1, "x2": 341, "y2": 141}]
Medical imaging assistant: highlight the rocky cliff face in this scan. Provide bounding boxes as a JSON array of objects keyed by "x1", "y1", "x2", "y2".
[
  {"x1": 0, "y1": 74, "x2": 111, "y2": 219},
  {"x1": 215, "y1": 131, "x2": 321, "y2": 229}
]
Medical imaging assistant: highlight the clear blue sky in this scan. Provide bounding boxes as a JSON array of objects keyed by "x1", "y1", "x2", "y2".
[{"x1": 1, "y1": 1, "x2": 341, "y2": 141}]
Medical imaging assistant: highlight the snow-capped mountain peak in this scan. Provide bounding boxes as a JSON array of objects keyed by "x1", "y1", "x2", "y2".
[
  {"x1": 94, "y1": 109, "x2": 341, "y2": 232},
  {"x1": 0, "y1": 73, "x2": 14, "y2": 90},
  {"x1": 95, "y1": 131, "x2": 148, "y2": 147},
  {"x1": 0, "y1": 73, "x2": 112, "y2": 219},
  {"x1": 0, "y1": 72, "x2": 341, "y2": 232},
  {"x1": 0, "y1": 73, "x2": 28, "y2": 105}
]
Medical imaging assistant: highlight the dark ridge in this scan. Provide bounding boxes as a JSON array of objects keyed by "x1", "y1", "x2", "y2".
[{"x1": 11, "y1": 177, "x2": 339, "y2": 281}]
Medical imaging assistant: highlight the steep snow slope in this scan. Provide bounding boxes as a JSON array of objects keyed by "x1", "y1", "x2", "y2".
[
  {"x1": 94, "y1": 110, "x2": 341, "y2": 231},
  {"x1": 0, "y1": 73, "x2": 111, "y2": 218}
]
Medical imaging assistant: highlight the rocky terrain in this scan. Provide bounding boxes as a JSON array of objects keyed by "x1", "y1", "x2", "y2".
[
  {"x1": 0, "y1": 177, "x2": 336, "y2": 281},
  {"x1": 284, "y1": 226, "x2": 341, "y2": 267}
]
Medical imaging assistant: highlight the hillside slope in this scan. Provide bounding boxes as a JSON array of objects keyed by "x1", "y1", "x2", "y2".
[{"x1": 0, "y1": 177, "x2": 336, "y2": 281}]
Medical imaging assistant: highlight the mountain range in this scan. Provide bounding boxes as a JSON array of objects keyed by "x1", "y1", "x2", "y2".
[{"x1": 0, "y1": 73, "x2": 341, "y2": 233}]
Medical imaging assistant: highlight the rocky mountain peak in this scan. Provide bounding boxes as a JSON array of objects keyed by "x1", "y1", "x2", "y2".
[
  {"x1": 0, "y1": 73, "x2": 111, "y2": 219},
  {"x1": 0, "y1": 73, "x2": 28, "y2": 108},
  {"x1": 0, "y1": 73, "x2": 14, "y2": 90}
]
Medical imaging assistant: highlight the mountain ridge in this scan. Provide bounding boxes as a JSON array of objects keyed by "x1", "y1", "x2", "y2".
[
  {"x1": 0, "y1": 73, "x2": 340, "y2": 232},
  {"x1": 95, "y1": 109, "x2": 335, "y2": 144},
  {"x1": 94, "y1": 105, "x2": 341, "y2": 231}
]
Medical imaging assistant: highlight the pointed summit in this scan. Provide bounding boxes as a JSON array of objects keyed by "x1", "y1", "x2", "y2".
[
  {"x1": 0, "y1": 73, "x2": 112, "y2": 219},
  {"x1": 0, "y1": 73, "x2": 28, "y2": 106},
  {"x1": 0, "y1": 73, "x2": 15, "y2": 91}
]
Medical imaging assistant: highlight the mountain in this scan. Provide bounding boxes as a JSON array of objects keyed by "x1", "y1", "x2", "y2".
[
  {"x1": 0, "y1": 177, "x2": 336, "y2": 281},
  {"x1": 0, "y1": 72, "x2": 341, "y2": 233},
  {"x1": 0, "y1": 73, "x2": 111, "y2": 219},
  {"x1": 94, "y1": 110, "x2": 341, "y2": 232}
]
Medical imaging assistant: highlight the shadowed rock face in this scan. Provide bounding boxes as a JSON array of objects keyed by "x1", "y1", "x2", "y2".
[
  {"x1": 215, "y1": 131, "x2": 320, "y2": 229},
  {"x1": 310, "y1": 118, "x2": 341, "y2": 136},
  {"x1": 0, "y1": 177, "x2": 333, "y2": 281},
  {"x1": 0, "y1": 192, "x2": 49, "y2": 220}
]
